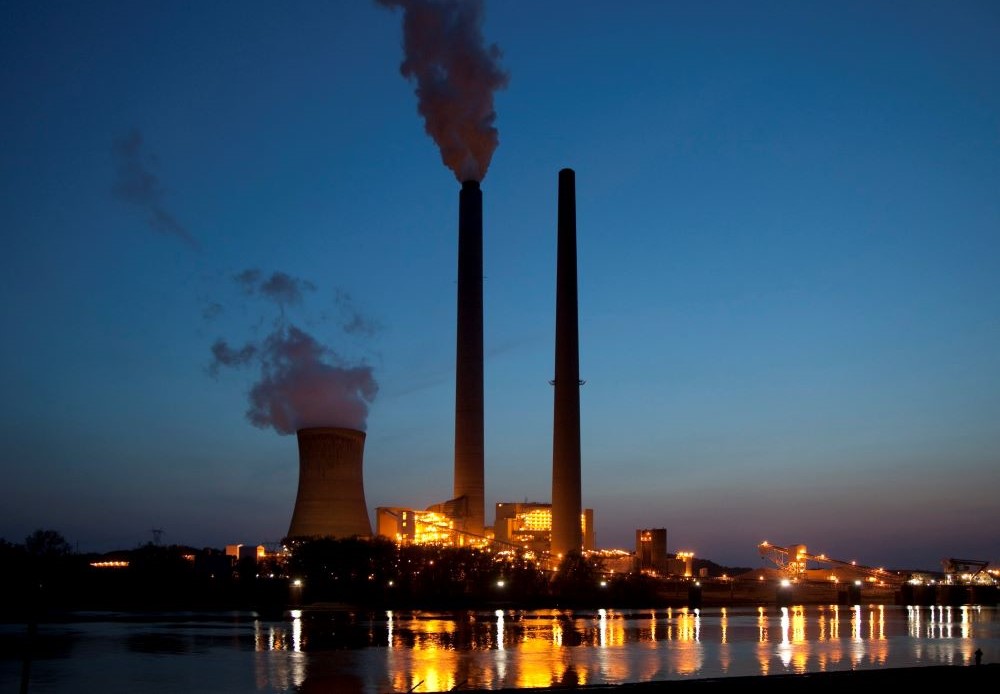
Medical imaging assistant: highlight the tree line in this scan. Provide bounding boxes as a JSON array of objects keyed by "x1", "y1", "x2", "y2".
[{"x1": 0, "y1": 530, "x2": 675, "y2": 617}]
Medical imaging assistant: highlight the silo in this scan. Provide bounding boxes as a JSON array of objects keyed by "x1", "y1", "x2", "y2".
[{"x1": 286, "y1": 427, "x2": 372, "y2": 540}]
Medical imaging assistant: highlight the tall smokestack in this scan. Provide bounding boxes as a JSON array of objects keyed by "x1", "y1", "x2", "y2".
[
  {"x1": 454, "y1": 180, "x2": 485, "y2": 538},
  {"x1": 380, "y1": 0, "x2": 505, "y2": 542},
  {"x1": 551, "y1": 168, "x2": 582, "y2": 558},
  {"x1": 287, "y1": 427, "x2": 372, "y2": 540}
]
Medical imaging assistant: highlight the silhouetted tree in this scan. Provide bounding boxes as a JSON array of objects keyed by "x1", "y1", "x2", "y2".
[
  {"x1": 13, "y1": 530, "x2": 80, "y2": 616},
  {"x1": 284, "y1": 539, "x2": 554, "y2": 608},
  {"x1": 550, "y1": 551, "x2": 604, "y2": 606},
  {"x1": 24, "y1": 529, "x2": 72, "y2": 557},
  {"x1": 0, "y1": 539, "x2": 29, "y2": 614},
  {"x1": 0, "y1": 537, "x2": 25, "y2": 560},
  {"x1": 288, "y1": 537, "x2": 396, "y2": 605}
]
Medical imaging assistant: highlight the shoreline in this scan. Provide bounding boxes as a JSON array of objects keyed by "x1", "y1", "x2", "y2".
[{"x1": 424, "y1": 664, "x2": 998, "y2": 692}]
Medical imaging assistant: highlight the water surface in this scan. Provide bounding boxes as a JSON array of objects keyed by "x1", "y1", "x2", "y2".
[{"x1": 3, "y1": 604, "x2": 997, "y2": 693}]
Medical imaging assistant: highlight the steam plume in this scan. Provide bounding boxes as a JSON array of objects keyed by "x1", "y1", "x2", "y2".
[
  {"x1": 235, "y1": 269, "x2": 316, "y2": 312},
  {"x1": 111, "y1": 129, "x2": 197, "y2": 248},
  {"x1": 334, "y1": 289, "x2": 379, "y2": 337},
  {"x1": 208, "y1": 339, "x2": 256, "y2": 375},
  {"x1": 247, "y1": 325, "x2": 377, "y2": 434},
  {"x1": 379, "y1": 0, "x2": 509, "y2": 182},
  {"x1": 208, "y1": 270, "x2": 378, "y2": 434}
]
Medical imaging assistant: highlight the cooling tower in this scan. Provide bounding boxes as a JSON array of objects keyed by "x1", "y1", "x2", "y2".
[
  {"x1": 551, "y1": 168, "x2": 583, "y2": 558},
  {"x1": 286, "y1": 427, "x2": 372, "y2": 540},
  {"x1": 453, "y1": 179, "x2": 485, "y2": 538}
]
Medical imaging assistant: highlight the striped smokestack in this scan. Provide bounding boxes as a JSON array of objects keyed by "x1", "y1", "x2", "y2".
[
  {"x1": 551, "y1": 168, "x2": 583, "y2": 558},
  {"x1": 454, "y1": 179, "x2": 485, "y2": 538}
]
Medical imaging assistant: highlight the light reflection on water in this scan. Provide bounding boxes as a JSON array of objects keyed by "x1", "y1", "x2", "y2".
[{"x1": 1, "y1": 605, "x2": 997, "y2": 693}]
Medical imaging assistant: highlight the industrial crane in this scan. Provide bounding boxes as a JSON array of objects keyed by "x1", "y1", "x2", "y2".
[
  {"x1": 942, "y1": 558, "x2": 992, "y2": 584},
  {"x1": 758, "y1": 541, "x2": 905, "y2": 585}
]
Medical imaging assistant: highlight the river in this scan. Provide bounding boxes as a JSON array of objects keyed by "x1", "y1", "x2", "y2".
[{"x1": 3, "y1": 604, "x2": 998, "y2": 693}]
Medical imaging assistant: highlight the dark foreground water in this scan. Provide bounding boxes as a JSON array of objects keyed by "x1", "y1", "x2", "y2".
[{"x1": 3, "y1": 604, "x2": 998, "y2": 693}]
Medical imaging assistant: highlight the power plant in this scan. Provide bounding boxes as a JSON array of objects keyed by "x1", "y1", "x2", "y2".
[
  {"x1": 550, "y1": 168, "x2": 584, "y2": 558},
  {"x1": 287, "y1": 170, "x2": 586, "y2": 559},
  {"x1": 286, "y1": 427, "x2": 372, "y2": 540},
  {"x1": 494, "y1": 501, "x2": 595, "y2": 554}
]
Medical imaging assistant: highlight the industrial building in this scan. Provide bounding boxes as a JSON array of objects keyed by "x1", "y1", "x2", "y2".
[
  {"x1": 375, "y1": 506, "x2": 491, "y2": 547},
  {"x1": 374, "y1": 500, "x2": 601, "y2": 557},
  {"x1": 493, "y1": 502, "x2": 595, "y2": 554},
  {"x1": 283, "y1": 170, "x2": 607, "y2": 562},
  {"x1": 636, "y1": 529, "x2": 669, "y2": 573},
  {"x1": 635, "y1": 529, "x2": 693, "y2": 576}
]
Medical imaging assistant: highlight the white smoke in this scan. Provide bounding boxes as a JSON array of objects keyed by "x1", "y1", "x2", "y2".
[
  {"x1": 246, "y1": 325, "x2": 378, "y2": 435},
  {"x1": 208, "y1": 270, "x2": 378, "y2": 434}
]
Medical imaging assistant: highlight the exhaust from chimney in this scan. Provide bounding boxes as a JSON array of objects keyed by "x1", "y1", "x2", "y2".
[
  {"x1": 377, "y1": 0, "x2": 509, "y2": 183},
  {"x1": 380, "y1": 0, "x2": 507, "y2": 540}
]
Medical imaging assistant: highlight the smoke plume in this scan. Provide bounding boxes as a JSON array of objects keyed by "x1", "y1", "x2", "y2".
[
  {"x1": 112, "y1": 129, "x2": 197, "y2": 248},
  {"x1": 209, "y1": 270, "x2": 378, "y2": 434},
  {"x1": 247, "y1": 325, "x2": 377, "y2": 435},
  {"x1": 378, "y1": 0, "x2": 509, "y2": 182},
  {"x1": 235, "y1": 269, "x2": 316, "y2": 312},
  {"x1": 207, "y1": 339, "x2": 256, "y2": 377},
  {"x1": 334, "y1": 289, "x2": 380, "y2": 338}
]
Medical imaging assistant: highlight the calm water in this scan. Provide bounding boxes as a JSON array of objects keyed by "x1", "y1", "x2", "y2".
[{"x1": 3, "y1": 604, "x2": 998, "y2": 693}]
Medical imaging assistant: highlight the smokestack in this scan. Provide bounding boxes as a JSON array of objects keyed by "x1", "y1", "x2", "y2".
[
  {"x1": 286, "y1": 427, "x2": 372, "y2": 540},
  {"x1": 380, "y1": 0, "x2": 504, "y2": 542},
  {"x1": 454, "y1": 180, "x2": 485, "y2": 538},
  {"x1": 551, "y1": 168, "x2": 582, "y2": 558}
]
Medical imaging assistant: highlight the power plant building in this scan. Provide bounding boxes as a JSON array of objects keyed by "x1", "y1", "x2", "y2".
[
  {"x1": 284, "y1": 170, "x2": 602, "y2": 563},
  {"x1": 636, "y1": 529, "x2": 669, "y2": 573},
  {"x1": 636, "y1": 528, "x2": 695, "y2": 576},
  {"x1": 375, "y1": 507, "x2": 461, "y2": 546},
  {"x1": 494, "y1": 502, "x2": 595, "y2": 554}
]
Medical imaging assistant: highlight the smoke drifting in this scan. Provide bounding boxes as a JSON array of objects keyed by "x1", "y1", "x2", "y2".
[
  {"x1": 246, "y1": 325, "x2": 377, "y2": 435},
  {"x1": 334, "y1": 289, "x2": 379, "y2": 338},
  {"x1": 111, "y1": 129, "x2": 197, "y2": 248},
  {"x1": 208, "y1": 339, "x2": 256, "y2": 377},
  {"x1": 378, "y1": 0, "x2": 509, "y2": 182},
  {"x1": 209, "y1": 270, "x2": 378, "y2": 434},
  {"x1": 235, "y1": 269, "x2": 316, "y2": 311}
]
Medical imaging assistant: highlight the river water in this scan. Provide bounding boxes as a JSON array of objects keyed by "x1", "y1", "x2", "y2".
[{"x1": 3, "y1": 604, "x2": 998, "y2": 693}]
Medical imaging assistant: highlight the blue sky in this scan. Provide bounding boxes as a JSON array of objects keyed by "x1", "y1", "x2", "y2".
[{"x1": 1, "y1": 0, "x2": 998, "y2": 570}]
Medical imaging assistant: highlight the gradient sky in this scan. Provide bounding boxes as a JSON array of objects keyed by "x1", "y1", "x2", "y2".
[{"x1": 2, "y1": 0, "x2": 998, "y2": 571}]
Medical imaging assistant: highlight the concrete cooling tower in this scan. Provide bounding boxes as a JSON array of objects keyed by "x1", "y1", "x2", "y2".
[{"x1": 286, "y1": 427, "x2": 372, "y2": 540}]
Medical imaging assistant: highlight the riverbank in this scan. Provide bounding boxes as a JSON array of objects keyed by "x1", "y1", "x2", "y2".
[{"x1": 428, "y1": 664, "x2": 997, "y2": 692}]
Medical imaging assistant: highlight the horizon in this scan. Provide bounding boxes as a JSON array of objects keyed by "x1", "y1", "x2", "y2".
[
  {"x1": 1, "y1": 1, "x2": 998, "y2": 570},
  {"x1": 16, "y1": 530, "x2": 967, "y2": 576}
]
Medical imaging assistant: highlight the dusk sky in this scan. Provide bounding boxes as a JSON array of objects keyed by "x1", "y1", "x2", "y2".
[{"x1": 2, "y1": 0, "x2": 998, "y2": 571}]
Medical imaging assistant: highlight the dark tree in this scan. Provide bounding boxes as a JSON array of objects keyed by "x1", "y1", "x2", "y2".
[
  {"x1": 24, "y1": 529, "x2": 73, "y2": 557},
  {"x1": 550, "y1": 550, "x2": 604, "y2": 606}
]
